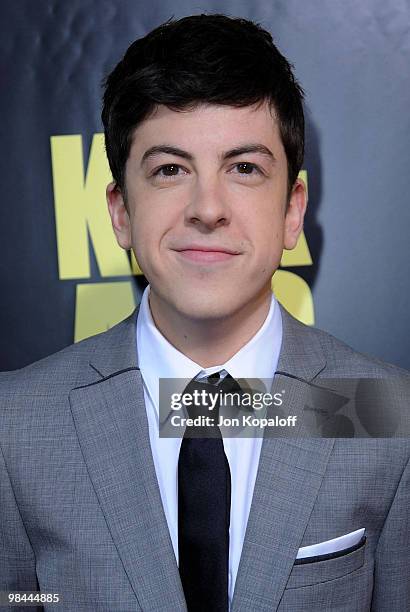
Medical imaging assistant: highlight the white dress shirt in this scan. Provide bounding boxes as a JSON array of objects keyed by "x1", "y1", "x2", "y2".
[{"x1": 136, "y1": 285, "x2": 282, "y2": 606}]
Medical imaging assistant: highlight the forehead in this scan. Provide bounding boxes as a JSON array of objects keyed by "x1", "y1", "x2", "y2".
[{"x1": 129, "y1": 101, "x2": 284, "y2": 156}]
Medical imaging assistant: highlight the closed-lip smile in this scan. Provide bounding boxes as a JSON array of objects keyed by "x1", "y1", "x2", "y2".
[
  {"x1": 173, "y1": 244, "x2": 240, "y2": 255},
  {"x1": 172, "y1": 244, "x2": 241, "y2": 263}
]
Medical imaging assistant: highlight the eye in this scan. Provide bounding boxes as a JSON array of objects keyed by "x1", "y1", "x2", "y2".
[
  {"x1": 232, "y1": 162, "x2": 263, "y2": 176},
  {"x1": 152, "y1": 164, "x2": 188, "y2": 179}
]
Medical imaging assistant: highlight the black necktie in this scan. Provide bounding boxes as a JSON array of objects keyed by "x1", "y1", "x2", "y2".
[{"x1": 178, "y1": 372, "x2": 241, "y2": 612}]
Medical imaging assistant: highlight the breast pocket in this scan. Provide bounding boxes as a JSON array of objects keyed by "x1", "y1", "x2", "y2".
[{"x1": 286, "y1": 536, "x2": 366, "y2": 589}]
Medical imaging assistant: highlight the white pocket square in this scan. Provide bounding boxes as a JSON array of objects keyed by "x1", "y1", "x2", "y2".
[{"x1": 296, "y1": 528, "x2": 365, "y2": 560}]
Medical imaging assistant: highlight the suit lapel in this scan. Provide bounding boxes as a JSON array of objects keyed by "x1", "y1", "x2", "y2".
[
  {"x1": 69, "y1": 301, "x2": 335, "y2": 612},
  {"x1": 231, "y1": 305, "x2": 335, "y2": 611},
  {"x1": 69, "y1": 307, "x2": 187, "y2": 611}
]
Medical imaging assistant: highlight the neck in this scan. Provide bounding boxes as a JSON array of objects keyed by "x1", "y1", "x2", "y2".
[{"x1": 148, "y1": 288, "x2": 272, "y2": 368}]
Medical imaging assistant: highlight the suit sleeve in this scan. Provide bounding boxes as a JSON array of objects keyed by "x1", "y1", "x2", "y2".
[
  {"x1": 371, "y1": 455, "x2": 410, "y2": 610},
  {"x1": 0, "y1": 441, "x2": 42, "y2": 611}
]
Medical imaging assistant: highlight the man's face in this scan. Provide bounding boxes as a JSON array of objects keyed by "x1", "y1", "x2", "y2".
[{"x1": 107, "y1": 102, "x2": 306, "y2": 323}]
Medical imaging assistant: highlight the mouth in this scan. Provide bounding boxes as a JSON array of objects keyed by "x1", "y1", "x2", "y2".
[{"x1": 172, "y1": 245, "x2": 241, "y2": 264}]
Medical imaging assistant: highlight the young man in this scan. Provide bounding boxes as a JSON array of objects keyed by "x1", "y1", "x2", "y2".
[{"x1": 1, "y1": 14, "x2": 409, "y2": 612}]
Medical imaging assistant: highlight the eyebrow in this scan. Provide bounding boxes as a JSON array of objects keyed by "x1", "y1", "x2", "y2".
[{"x1": 140, "y1": 143, "x2": 276, "y2": 166}]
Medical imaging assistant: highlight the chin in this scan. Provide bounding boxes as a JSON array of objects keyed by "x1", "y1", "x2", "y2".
[{"x1": 172, "y1": 292, "x2": 243, "y2": 322}]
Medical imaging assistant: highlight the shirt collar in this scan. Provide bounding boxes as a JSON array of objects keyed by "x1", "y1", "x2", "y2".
[{"x1": 136, "y1": 285, "x2": 282, "y2": 418}]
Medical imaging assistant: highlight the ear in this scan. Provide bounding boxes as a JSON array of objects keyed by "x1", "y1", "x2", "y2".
[
  {"x1": 283, "y1": 177, "x2": 308, "y2": 250},
  {"x1": 106, "y1": 181, "x2": 132, "y2": 250}
]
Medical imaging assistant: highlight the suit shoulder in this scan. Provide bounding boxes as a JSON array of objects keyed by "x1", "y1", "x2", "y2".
[
  {"x1": 0, "y1": 328, "x2": 104, "y2": 395},
  {"x1": 279, "y1": 305, "x2": 409, "y2": 378},
  {"x1": 311, "y1": 324, "x2": 409, "y2": 378},
  {"x1": 0, "y1": 308, "x2": 138, "y2": 398}
]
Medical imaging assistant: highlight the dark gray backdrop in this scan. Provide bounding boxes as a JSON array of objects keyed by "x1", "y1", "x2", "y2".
[{"x1": 1, "y1": 0, "x2": 409, "y2": 371}]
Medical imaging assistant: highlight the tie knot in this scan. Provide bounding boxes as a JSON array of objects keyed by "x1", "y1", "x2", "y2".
[
  {"x1": 206, "y1": 371, "x2": 221, "y2": 384},
  {"x1": 198, "y1": 370, "x2": 242, "y2": 391},
  {"x1": 181, "y1": 372, "x2": 243, "y2": 425}
]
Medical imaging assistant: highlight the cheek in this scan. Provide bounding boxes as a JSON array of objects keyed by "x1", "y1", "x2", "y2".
[
  {"x1": 251, "y1": 215, "x2": 285, "y2": 251},
  {"x1": 128, "y1": 210, "x2": 153, "y2": 267},
  {"x1": 254, "y1": 227, "x2": 286, "y2": 275},
  {"x1": 129, "y1": 206, "x2": 173, "y2": 273},
  {"x1": 130, "y1": 186, "x2": 181, "y2": 234}
]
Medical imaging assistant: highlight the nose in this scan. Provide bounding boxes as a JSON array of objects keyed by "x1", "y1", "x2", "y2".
[{"x1": 184, "y1": 177, "x2": 231, "y2": 229}]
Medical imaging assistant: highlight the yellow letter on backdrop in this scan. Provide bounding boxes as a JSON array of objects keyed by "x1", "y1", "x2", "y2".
[{"x1": 51, "y1": 134, "x2": 131, "y2": 279}]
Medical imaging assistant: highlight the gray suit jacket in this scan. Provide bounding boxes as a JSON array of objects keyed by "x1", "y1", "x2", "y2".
[{"x1": 1, "y1": 305, "x2": 409, "y2": 611}]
